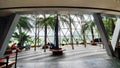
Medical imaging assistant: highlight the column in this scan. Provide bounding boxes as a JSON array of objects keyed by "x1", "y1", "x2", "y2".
[
  {"x1": 93, "y1": 13, "x2": 114, "y2": 56},
  {"x1": 0, "y1": 14, "x2": 20, "y2": 57}
]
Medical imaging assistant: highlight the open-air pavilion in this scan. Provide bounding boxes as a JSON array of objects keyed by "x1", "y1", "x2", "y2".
[{"x1": 0, "y1": 0, "x2": 120, "y2": 68}]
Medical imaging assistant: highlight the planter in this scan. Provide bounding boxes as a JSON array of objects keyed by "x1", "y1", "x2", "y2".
[{"x1": 51, "y1": 48, "x2": 63, "y2": 56}]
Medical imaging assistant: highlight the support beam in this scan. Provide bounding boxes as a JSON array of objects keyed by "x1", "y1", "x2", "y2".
[
  {"x1": 93, "y1": 13, "x2": 114, "y2": 56},
  {"x1": 0, "y1": 14, "x2": 20, "y2": 57},
  {"x1": 111, "y1": 19, "x2": 120, "y2": 50}
]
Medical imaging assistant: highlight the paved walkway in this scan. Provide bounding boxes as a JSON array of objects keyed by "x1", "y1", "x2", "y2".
[{"x1": 11, "y1": 44, "x2": 120, "y2": 68}]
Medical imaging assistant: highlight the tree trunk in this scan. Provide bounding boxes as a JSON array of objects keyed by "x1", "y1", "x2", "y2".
[
  {"x1": 44, "y1": 24, "x2": 47, "y2": 52},
  {"x1": 43, "y1": 15, "x2": 48, "y2": 52},
  {"x1": 80, "y1": 15, "x2": 86, "y2": 47},
  {"x1": 18, "y1": 26, "x2": 24, "y2": 48},
  {"x1": 18, "y1": 26, "x2": 22, "y2": 43},
  {"x1": 38, "y1": 22, "x2": 40, "y2": 48},
  {"x1": 54, "y1": 15, "x2": 59, "y2": 49},
  {"x1": 91, "y1": 26, "x2": 95, "y2": 43},
  {"x1": 34, "y1": 19, "x2": 37, "y2": 51},
  {"x1": 82, "y1": 25, "x2": 86, "y2": 47},
  {"x1": 69, "y1": 14, "x2": 74, "y2": 50}
]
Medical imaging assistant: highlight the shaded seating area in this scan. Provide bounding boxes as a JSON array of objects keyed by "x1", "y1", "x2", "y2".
[
  {"x1": 42, "y1": 43, "x2": 64, "y2": 55},
  {"x1": 0, "y1": 0, "x2": 120, "y2": 68}
]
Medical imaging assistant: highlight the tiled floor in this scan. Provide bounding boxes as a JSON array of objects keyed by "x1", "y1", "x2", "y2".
[{"x1": 11, "y1": 44, "x2": 120, "y2": 68}]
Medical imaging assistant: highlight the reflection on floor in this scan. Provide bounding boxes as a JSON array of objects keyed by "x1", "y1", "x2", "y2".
[{"x1": 10, "y1": 44, "x2": 120, "y2": 68}]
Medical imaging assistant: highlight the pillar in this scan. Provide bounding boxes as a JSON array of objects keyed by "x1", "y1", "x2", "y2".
[
  {"x1": 93, "y1": 13, "x2": 114, "y2": 56},
  {"x1": 0, "y1": 14, "x2": 20, "y2": 57}
]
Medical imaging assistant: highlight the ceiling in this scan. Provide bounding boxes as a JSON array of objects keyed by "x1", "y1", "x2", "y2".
[{"x1": 0, "y1": 0, "x2": 120, "y2": 17}]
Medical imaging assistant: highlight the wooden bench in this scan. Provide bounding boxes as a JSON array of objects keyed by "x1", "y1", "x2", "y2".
[
  {"x1": 0, "y1": 61, "x2": 15, "y2": 68},
  {"x1": 0, "y1": 49, "x2": 17, "y2": 68}
]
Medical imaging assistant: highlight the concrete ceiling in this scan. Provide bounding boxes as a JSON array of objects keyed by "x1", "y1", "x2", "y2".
[{"x1": 0, "y1": 0, "x2": 120, "y2": 16}]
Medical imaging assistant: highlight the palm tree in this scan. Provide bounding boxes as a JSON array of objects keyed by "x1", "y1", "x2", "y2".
[
  {"x1": 12, "y1": 32, "x2": 31, "y2": 46},
  {"x1": 76, "y1": 14, "x2": 96, "y2": 47},
  {"x1": 90, "y1": 21, "x2": 95, "y2": 43},
  {"x1": 37, "y1": 14, "x2": 56, "y2": 51},
  {"x1": 60, "y1": 14, "x2": 74, "y2": 49},
  {"x1": 84, "y1": 21, "x2": 96, "y2": 44},
  {"x1": 77, "y1": 15, "x2": 88, "y2": 47},
  {"x1": 29, "y1": 14, "x2": 41, "y2": 51},
  {"x1": 15, "y1": 16, "x2": 33, "y2": 45},
  {"x1": 81, "y1": 22, "x2": 89, "y2": 47}
]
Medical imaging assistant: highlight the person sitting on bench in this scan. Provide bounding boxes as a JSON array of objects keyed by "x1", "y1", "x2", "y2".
[{"x1": 50, "y1": 43, "x2": 55, "y2": 49}]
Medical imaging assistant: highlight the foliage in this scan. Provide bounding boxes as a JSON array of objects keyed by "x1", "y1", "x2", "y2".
[
  {"x1": 81, "y1": 22, "x2": 89, "y2": 34},
  {"x1": 60, "y1": 15, "x2": 74, "y2": 27},
  {"x1": 62, "y1": 37, "x2": 69, "y2": 44},
  {"x1": 17, "y1": 17, "x2": 33, "y2": 32},
  {"x1": 11, "y1": 16, "x2": 33, "y2": 45},
  {"x1": 103, "y1": 17, "x2": 117, "y2": 39},
  {"x1": 12, "y1": 32, "x2": 31, "y2": 45},
  {"x1": 37, "y1": 16, "x2": 56, "y2": 30}
]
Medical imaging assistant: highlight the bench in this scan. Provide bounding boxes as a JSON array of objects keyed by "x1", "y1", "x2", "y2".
[
  {"x1": 50, "y1": 49, "x2": 65, "y2": 55},
  {"x1": 0, "y1": 61, "x2": 15, "y2": 68},
  {"x1": 0, "y1": 49, "x2": 18, "y2": 68}
]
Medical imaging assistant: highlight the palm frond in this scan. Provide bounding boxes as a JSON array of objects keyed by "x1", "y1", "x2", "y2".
[{"x1": 17, "y1": 17, "x2": 33, "y2": 31}]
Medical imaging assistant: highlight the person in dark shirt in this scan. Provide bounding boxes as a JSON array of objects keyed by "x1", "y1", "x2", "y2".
[
  {"x1": 25, "y1": 44, "x2": 30, "y2": 51},
  {"x1": 17, "y1": 42, "x2": 24, "y2": 50},
  {"x1": 50, "y1": 43, "x2": 55, "y2": 49}
]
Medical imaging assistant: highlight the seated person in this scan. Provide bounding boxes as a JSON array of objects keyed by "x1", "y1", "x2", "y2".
[
  {"x1": 91, "y1": 38, "x2": 101, "y2": 45},
  {"x1": 25, "y1": 44, "x2": 30, "y2": 51},
  {"x1": 17, "y1": 42, "x2": 24, "y2": 50},
  {"x1": 50, "y1": 43, "x2": 55, "y2": 49},
  {"x1": 42, "y1": 43, "x2": 49, "y2": 49}
]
